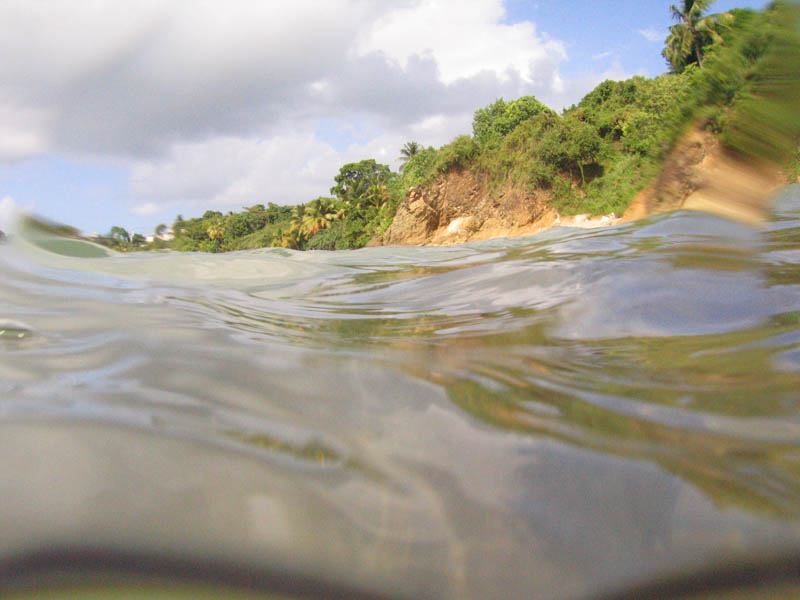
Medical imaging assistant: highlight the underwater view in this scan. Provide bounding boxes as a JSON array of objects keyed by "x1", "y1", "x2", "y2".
[{"x1": 1, "y1": 185, "x2": 799, "y2": 599}]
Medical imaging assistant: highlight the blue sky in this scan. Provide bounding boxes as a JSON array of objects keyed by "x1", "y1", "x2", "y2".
[{"x1": 0, "y1": 0, "x2": 768, "y2": 236}]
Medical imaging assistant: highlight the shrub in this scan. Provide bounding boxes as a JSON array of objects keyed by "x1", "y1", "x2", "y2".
[{"x1": 434, "y1": 135, "x2": 479, "y2": 174}]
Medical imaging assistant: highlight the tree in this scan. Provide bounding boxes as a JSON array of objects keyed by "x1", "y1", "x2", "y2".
[
  {"x1": 206, "y1": 220, "x2": 224, "y2": 242},
  {"x1": 109, "y1": 226, "x2": 130, "y2": 243},
  {"x1": 663, "y1": 0, "x2": 734, "y2": 73},
  {"x1": 273, "y1": 226, "x2": 303, "y2": 250},
  {"x1": 300, "y1": 198, "x2": 339, "y2": 236},
  {"x1": 564, "y1": 119, "x2": 604, "y2": 185},
  {"x1": 330, "y1": 159, "x2": 393, "y2": 201},
  {"x1": 538, "y1": 117, "x2": 603, "y2": 186},
  {"x1": 472, "y1": 96, "x2": 552, "y2": 144},
  {"x1": 399, "y1": 142, "x2": 421, "y2": 170}
]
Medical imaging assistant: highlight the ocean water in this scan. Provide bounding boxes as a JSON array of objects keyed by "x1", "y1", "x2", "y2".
[{"x1": 1, "y1": 187, "x2": 800, "y2": 599}]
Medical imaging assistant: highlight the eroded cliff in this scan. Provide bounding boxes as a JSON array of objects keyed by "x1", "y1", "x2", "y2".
[
  {"x1": 370, "y1": 125, "x2": 791, "y2": 247},
  {"x1": 369, "y1": 170, "x2": 557, "y2": 247}
]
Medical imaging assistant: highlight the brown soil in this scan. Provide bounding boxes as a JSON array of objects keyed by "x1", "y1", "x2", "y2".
[{"x1": 368, "y1": 170, "x2": 558, "y2": 247}]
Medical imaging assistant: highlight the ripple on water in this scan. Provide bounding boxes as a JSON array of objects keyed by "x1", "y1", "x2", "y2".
[{"x1": 0, "y1": 189, "x2": 799, "y2": 600}]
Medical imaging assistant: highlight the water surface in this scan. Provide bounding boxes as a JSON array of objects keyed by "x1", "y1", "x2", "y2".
[{"x1": 1, "y1": 188, "x2": 800, "y2": 599}]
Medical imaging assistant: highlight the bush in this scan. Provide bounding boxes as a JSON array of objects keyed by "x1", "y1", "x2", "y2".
[
  {"x1": 434, "y1": 135, "x2": 479, "y2": 174},
  {"x1": 473, "y1": 96, "x2": 553, "y2": 145},
  {"x1": 400, "y1": 147, "x2": 438, "y2": 188}
]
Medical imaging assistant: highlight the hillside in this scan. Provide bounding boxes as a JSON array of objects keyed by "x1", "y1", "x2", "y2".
[{"x1": 372, "y1": 120, "x2": 792, "y2": 247}]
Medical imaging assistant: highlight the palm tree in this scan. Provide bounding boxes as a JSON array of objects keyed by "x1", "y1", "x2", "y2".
[
  {"x1": 363, "y1": 183, "x2": 389, "y2": 210},
  {"x1": 274, "y1": 226, "x2": 302, "y2": 249},
  {"x1": 399, "y1": 141, "x2": 421, "y2": 171},
  {"x1": 343, "y1": 177, "x2": 370, "y2": 206},
  {"x1": 300, "y1": 198, "x2": 333, "y2": 236},
  {"x1": 109, "y1": 226, "x2": 130, "y2": 243},
  {"x1": 206, "y1": 221, "x2": 224, "y2": 241},
  {"x1": 663, "y1": 0, "x2": 734, "y2": 73},
  {"x1": 290, "y1": 204, "x2": 306, "y2": 232}
]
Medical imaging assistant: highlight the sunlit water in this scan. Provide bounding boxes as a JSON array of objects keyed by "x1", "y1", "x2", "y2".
[{"x1": 1, "y1": 187, "x2": 800, "y2": 599}]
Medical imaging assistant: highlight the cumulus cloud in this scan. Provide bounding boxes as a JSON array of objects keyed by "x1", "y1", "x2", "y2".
[
  {"x1": 129, "y1": 125, "x2": 433, "y2": 213},
  {"x1": 130, "y1": 202, "x2": 161, "y2": 216},
  {"x1": 356, "y1": 0, "x2": 566, "y2": 88},
  {"x1": 592, "y1": 51, "x2": 614, "y2": 61},
  {"x1": 0, "y1": 0, "x2": 584, "y2": 218},
  {"x1": 638, "y1": 28, "x2": 664, "y2": 43},
  {"x1": 0, "y1": 105, "x2": 49, "y2": 162},
  {"x1": 0, "y1": 0, "x2": 369, "y2": 158}
]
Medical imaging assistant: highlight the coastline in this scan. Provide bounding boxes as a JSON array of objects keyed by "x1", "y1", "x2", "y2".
[{"x1": 370, "y1": 125, "x2": 794, "y2": 248}]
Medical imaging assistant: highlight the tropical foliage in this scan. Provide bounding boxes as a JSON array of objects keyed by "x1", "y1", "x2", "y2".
[
  {"x1": 157, "y1": 159, "x2": 403, "y2": 252},
  {"x1": 663, "y1": 0, "x2": 734, "y2": 73},
  {"x1": 399, "y1": 142, "x2": 421, "y2": 170}
]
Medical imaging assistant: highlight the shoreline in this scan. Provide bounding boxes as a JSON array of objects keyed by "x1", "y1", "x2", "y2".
[{"x1": 372, "y1": 125, "x2": 794, "y2": 248}]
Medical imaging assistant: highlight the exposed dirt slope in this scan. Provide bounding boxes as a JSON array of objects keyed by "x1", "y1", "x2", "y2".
[
  {"x1": 370, "y1": 125, "x2": 791, "y2": 247},
  {"x1": 622, "y1": 126, "x2": 787, "y2": 225},
  {"x1": 369, "y1": 170, "x2": 557, "y2": 247}
]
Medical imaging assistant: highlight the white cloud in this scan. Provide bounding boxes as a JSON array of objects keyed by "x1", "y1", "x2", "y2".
[
  {"x1": 130, "y1": 133, "x2": 344, "y2": 211},
  {"x1": 0, "y1": 0, "x2": 599, "y2": 221},
  {"x1": 130, "y1": 202, "x2": 161, "y2": 216},
  {"x1": 357, "y1": 0, "x2": 566, "y2": 88},
  {"x1": 0, "y1": 104, "x2": 49, "y2": 162},
  {"x1": 592, "y1": 51, "x2": 613, "y2": 61},
  {"x1": 638, "y1": 28, "x2": 664, "y2": 43},
  {"x1": 0, "y1": 1, "x2": 567, "y2": 157},
  {"x1": 0, "y1": 0, "x2": 370, "y2": 158},
  {"x1": 128, "y1": 120, "x2": 462, "y2": 214}
]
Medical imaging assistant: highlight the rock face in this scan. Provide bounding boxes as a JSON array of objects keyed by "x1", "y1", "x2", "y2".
[
  {"x1": 370, "y1": 125, "x2": 790, "y2": 247},
  {"x1": 369, "y1": 169, "x2": 557, "y2": 247}
]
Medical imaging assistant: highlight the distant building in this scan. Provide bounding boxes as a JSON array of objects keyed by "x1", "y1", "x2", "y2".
[{"x1": 145, "y1": 229, "x2": 174, "y2": 244}]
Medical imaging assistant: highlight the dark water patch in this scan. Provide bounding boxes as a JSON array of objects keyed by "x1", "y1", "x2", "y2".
[{"x1": 0, "y1": 320, "x2": 34, "y2": 341}]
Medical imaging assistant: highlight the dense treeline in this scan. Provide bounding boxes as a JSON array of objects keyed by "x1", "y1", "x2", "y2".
[
  {"x1": 165, "y1": 159, "x2": 406, "y2": 252},
  {"x1": 100, "y1": 1, "x2": 798, "y2": 253}
]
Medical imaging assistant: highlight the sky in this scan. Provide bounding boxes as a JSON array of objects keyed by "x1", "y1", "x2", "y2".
[{"x1": 0, "y1": 0, "x2": 768, "y2": 235}]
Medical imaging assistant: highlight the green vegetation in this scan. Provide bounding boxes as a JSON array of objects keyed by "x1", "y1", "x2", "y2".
[
  {"x1": 117, "y1": 159, "x2": 407, "y2": 252},
  {"x1": 663, "y1": 0, "x2": 735, "y2": 73},
  {"x1": 472, "y1": 95, "x2": 554, "y2": 145},
  {"x1": 170, "y1": 203, "x2": 293, "y2": 252},
  {"x1": 21, "y1": 215, "x2": 81, "y2": 238},
  {"x1": 97, "y1": 1, "x2": 798, "y2": 252},
  {"x1": 402, "y1": 74, "x2": 693, "y2": 217}
]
